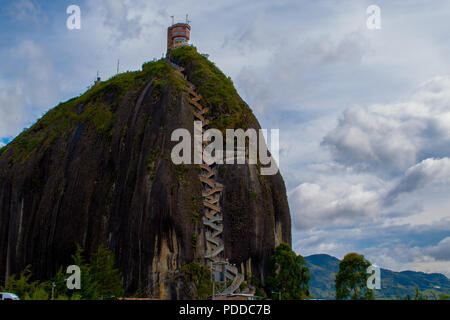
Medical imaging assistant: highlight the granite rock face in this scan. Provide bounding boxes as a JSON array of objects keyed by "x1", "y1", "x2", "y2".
[{"x1": 0, "y1": 47, "x2": 291, "y2": 298}]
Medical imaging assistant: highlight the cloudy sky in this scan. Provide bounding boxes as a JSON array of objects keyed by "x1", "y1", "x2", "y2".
[{"x1": 1, "y1": 0, "x2": 449, "y2": 277}]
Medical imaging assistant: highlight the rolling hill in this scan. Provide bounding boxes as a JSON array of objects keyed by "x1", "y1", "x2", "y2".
[{"x1": 305, "y1": 254, "x2": 450, "y2": 299}]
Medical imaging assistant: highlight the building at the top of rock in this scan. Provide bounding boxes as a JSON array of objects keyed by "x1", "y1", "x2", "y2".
[{"x1": 167, "y1": 16, "x2": 191, "y2": 51}]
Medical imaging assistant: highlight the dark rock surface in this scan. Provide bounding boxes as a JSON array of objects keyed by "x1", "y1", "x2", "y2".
[{"x1": 0, "y1": 48, "x2": 291, "y2": 298}]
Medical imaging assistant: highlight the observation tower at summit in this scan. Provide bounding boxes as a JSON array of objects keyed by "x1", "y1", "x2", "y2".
[{"x1": 167, "y1": 15, "x2": 191, "y2": 51}]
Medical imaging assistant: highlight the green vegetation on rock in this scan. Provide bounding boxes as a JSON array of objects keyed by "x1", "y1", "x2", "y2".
[
  {"x1": 1, "y1": 58, "x2": 181, "y2": 164},
  {"x1": 178, "y1": 261, "x2": 212, "y2": 299},
  {"x1": 169, "y1": 45, "x2": 257, "y2": 131},
  {"x1": 191, "y1": 195, "x2": 202, "y2": 223},
  {"x1": 175, "y1": 163, "x2": 188, "y2": 185},
  {"x1": 1, "y1": 244, "x2": 124, "y2": 300},
  {"x1": 147, "y1": 147, "x2": 161, "y2": 180}
]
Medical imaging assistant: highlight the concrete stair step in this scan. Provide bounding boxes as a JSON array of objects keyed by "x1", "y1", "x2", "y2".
[
  {"x1": 204, "y1": 244, "x2": 224, "y2": 258},
  {"x1": 204, "y1": 201, "x2": 221, "y2": 212},
  {"x1": 193, "y1": 111, "x2": 205, "y2": 121},
  {"x1": 189, "y1": 100, "x2": 204, "y2": 111},
  {"x1": 199, "y1": 176, "x2": 215, "y2": 188},
  {"x1": 204, "y1": 222, "x2": 223, "y2": 234},
  {"x1": 206, "y1": 234, "x2": 223, "y2": 246},
  {"x1": 202, "y1": 187, "x2": 223, "y2": 197}
]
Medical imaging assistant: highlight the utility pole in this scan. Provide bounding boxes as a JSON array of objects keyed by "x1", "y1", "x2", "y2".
[
  {"x1": 51, "y1": 282, "x2": 55, "y2": 300},
  {"x1": 210, "y1": 261, "x2": 223, "y2": 300},
  {"x1": 210, "y1": 261, "x2": 215, "y2": 300}
]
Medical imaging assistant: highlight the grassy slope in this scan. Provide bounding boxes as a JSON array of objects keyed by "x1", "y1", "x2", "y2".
[
  {"x1": 0, "y1": 58, "x2": 183, "y2": 163},
  {"x1": 0, "y1": 45, "x2": 256, "y2": 162},
  {"x1": 169, "y1": 45, "x2": 258, "y2": 132}
]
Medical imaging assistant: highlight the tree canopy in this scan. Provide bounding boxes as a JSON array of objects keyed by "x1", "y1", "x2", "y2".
[
  {"x1": 265, "y1": 243, "x2": 311, "y2": 299},
  {"x1": 1, "y1": 244, "x2": 124, "y2": 300},
  {"x1": 335, "y1": 252, "x2": 373, "y2": 300}
]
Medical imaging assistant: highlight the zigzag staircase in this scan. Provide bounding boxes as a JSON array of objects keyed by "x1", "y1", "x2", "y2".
[{"x1": 167, "y1": 56, "x2": 244, "y2": 296}]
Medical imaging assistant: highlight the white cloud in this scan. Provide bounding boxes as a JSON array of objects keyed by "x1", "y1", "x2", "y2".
[
  {"x1": 387, "y1": 157, "x2": 450, "y2": 204},
  {"x1": 289, "y1": 76, "x2": 450, "y2": 233},
  {"x1": 289, "y1": 156, "x2": 450, "y2": 231},
  {"x1": 235, "y1": 30, "x2": 368, "y2": 117},
  {"x1": 0, "y1": 83, "x2": 27, "y2": 138},
  {"x1": 425, "y1": 237, "x2": 450, "y2": 261},
  {"x1": 323, "y1": 76, "x2": 450, "y2": 174},
  {"x1": 365, "y1": 242, "x2": 450, "y2": 278},
  {"x1": 0, "y1": 40, "x2": 59, "y2": 138},
  {"x1": 6, "y1": 0, "x2": 47, "y2": 24},
  {"x1": 289, "y1": 179, "x2": 381, "y2": 230},
  {"x1": 96, "y1": 0, "x2": 145, "y2": 41},
  {"x1": 10, "y1": 40, "x2": 59, "y2": 107}
]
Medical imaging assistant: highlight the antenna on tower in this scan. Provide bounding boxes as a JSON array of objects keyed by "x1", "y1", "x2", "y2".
[
  {"x1": 94, "y1": 70, "x2": 101, "y2": 86},
  {"x1": 117, "y1": 59, "x2": 120, "y2": 74},
  {"x1": 186, "y1": 14, "x2": 191, "y2": 25},
  {"x1": 170, "y1": 15, "x2": 174, "y2": 25}
]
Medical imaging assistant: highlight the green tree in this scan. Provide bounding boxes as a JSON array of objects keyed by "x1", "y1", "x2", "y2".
[
  {"x1": 335, "y1": 252, "x2": 374, "y2": 300},
  {"x1": 52, "y1": 244, "x2": 124, "y2": 300},
  {"x1": 90, "y1": 244, "x2": 124, "y2": 299},
  {"x1": 1, "y1": 244, "x2": 124, "y2": 300},
  {"x1": 246, "y1": 273, "x2": 267, "y2": 298},
  {"x1": 70, "y1": 244, "x2": 100, "y2": 299},
  {"x1": 439, "y1": 293, "x2": 450, "y2": 300},
  {"x1": 29, "y1": 286, "x2": 50, "y2": 300},
  {"x1": 265, "y1": 243, "x2": 311, "y2": 300},
  {"x1": 413, "y1": 286, "x2": 427, "y2": 300},
  {"x1": 1, "y1": 265, "x2": 50, "y2": 300},
  {"x1": 179, "y1": 262, "x2": 212, "y2": 299}
]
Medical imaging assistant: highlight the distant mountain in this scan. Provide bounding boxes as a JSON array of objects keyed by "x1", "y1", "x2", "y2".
[{"x1": 305, "y1": 254, "x2": 450, "y2": 299}]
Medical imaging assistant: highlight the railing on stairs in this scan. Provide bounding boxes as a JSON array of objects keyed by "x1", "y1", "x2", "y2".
[{"x1": 166, "y1": 55, "x2": 244, "y2": 296}]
